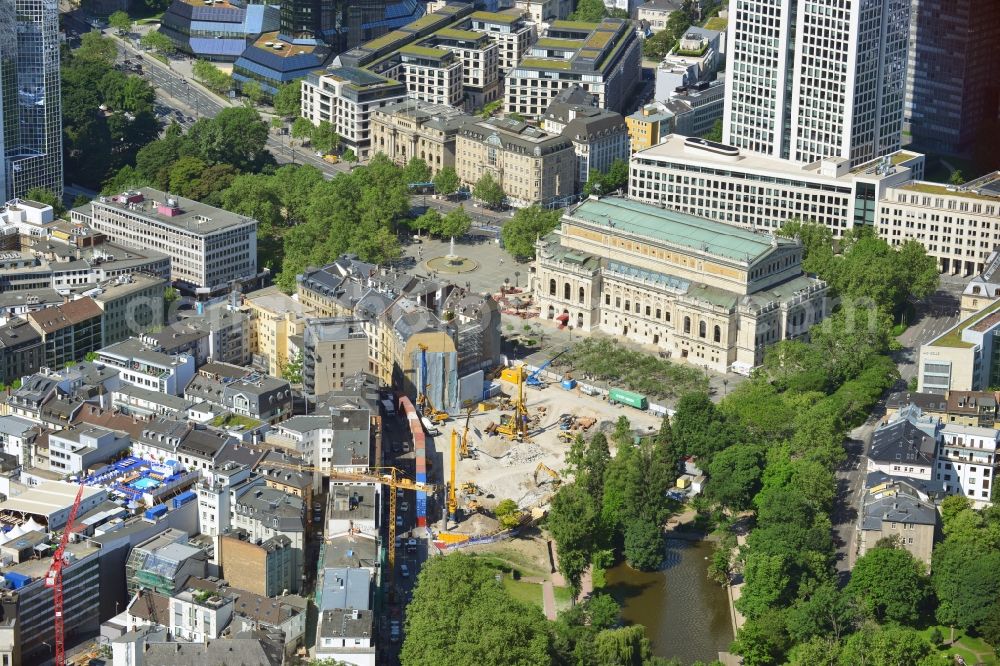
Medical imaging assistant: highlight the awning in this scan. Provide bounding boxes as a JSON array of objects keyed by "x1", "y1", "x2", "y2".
[{"x1": 555, "y1": 313, "x2": 569, "y2": 322}]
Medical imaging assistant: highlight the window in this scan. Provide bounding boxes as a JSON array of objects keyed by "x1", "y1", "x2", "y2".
[
  {"x1": 564, "y1": 283, "x2": 570, "y2": 300},
  {"x1": 714, "y1": 325, "x2": 721, "y2": 343},
  {"x1": 683, "y1": 316, "x2": 691, "y2": 334},
  {"x1": 699, "y1": 321, "x2": 706, "y2": 338},
  {"x1": 549, "y1": 279, "x2": 556, "y2": 296},
  {"x1": 579, "y1": 286, "x2": 585, "y2": 304}
]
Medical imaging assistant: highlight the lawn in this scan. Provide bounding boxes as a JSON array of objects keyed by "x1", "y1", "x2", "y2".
[
  {"x1": 552, "y1": 584, "x2": 573, "y2": 611},
  {"x1": 503, "y1": 578, "x2": 543, "y2": 607},
  {"x1": 210, "y1": 413, "x2": 262, "y2": 429},
  {"x1": 917, "y1": 626, "x2": 998, "y2": 666}
]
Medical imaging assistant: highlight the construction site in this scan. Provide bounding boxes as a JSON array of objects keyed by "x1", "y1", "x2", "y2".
[{"x1": 427, "y1": 357, "x2": 662, "y2": 545}]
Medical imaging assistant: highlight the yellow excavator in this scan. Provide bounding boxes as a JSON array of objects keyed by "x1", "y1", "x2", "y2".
[{"x1": 533, "y1": 462, "x2": 560, "y2": 487}]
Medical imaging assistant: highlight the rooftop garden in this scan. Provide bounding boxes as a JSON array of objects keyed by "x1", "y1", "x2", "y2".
[
  {"x1": 210, "y1": 413, "x2": 262, "y2": 430},
  {"x1": 703, "y1": 16, "x2": 727, "y2": 31},
  {"x1": 901, "y1": 181, "x2": 997, "y2": 201}
]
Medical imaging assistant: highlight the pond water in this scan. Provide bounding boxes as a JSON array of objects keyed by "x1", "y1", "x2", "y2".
[{"x1": 605, "y1": 538, "x2": 734, "y2": 665}]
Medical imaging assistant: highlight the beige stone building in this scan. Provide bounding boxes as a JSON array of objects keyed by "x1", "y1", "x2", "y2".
[
  {"x1": 855, "y1": 476, "x2": 938, "y2": 569},
  {"x1": 369, "y1": 100, "x2": 469, "y2": 174},
  {"x1": 455, "y1": 116, "x2": 575, "y2": 207},
  {"x1": 243, "y1": 286, "x2": 309, "y2": 378},
  {"x1": 533, "y1": 197, "x2": 829, "y2": 373},
  {"x1": 877, "y1": 172, "x2": 1000, "y2": 277},
  {"x1": 468, "y1": 11, "x2": 535, "y2": 78},
  {"x1": 302, "y1": 318, "x2": 370, "y2": 396}
]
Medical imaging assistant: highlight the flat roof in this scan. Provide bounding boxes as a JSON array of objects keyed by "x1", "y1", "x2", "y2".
[
  {"x1": 98, "y1": 187, "x2": 256, "y2": 235},
  {"x1": 252, "y1": 31, "x2": 318, "y2": 58},
  {"x1": 469, "y1": 10, "x2": 521, "y2": 24},
  {"x1": 900, "y1": 180, "x2": 1000, "y2": 202},
  {"x1": 0, "y1": 481, "x2": 104, "y2": 518},
  {"x1": 929, "y1": 298, "x2": 1000, "y2": 348},
  {"x1": 566, "y1": 197, "x2": 790, "y2": 263}
]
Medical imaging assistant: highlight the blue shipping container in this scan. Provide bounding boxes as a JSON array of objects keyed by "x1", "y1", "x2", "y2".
[
  {"x1": 172, "y1": 491, "x2": 196, "y2": 508},
  {"x1": 144, "y1": 505, "x2": 168, "y2": 520},
  {"x1": 5, "y1": 572, "x2": 30, "y2": 590}
]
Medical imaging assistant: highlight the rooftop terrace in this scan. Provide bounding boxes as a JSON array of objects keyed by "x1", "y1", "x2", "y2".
[{"x1": 931, "y1": 299, "x2": 1000, "y2": 348}]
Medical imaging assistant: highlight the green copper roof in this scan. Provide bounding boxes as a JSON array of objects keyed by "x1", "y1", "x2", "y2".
[{"x1": 567, "y1": 197, "x2": 790, "y2": 263}]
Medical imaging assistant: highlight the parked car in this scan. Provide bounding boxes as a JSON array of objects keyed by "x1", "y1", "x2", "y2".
[
  {"x1": 400, "y1": 501, "x2": 409, "y2": 513},
  {"x1": 395, "y1": 515, "x2": 403, "y2": 528},
  {"x1": 400, "y1": 564, "x2": 410, "y2": 578},
  {"x1": 406, "y1": 538, "x2": 417, "y2": 553},
  {"x1": 390, "y1": 620, "x2": 401, "y2": 642}
]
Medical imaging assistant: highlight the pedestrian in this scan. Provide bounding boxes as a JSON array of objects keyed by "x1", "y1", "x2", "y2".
[{"x1": 499, "y1": 258, "x2": 504, "y2": 265}]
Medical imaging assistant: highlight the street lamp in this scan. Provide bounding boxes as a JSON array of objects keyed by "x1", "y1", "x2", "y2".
[{"x1": 514, "y1": 271, "x2": 520, "y2": 289}]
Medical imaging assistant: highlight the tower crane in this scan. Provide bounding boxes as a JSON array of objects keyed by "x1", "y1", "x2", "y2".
[
  {"x1": 262, "y1": 463, "x2": 435, "y2": 581},
  {"x1": 44, "y1": 482, "x2": 85, "y2": 666}
]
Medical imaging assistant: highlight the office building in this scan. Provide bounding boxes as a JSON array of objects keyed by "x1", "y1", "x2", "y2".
[
  {"x1": 300, "y1": 67, "x2": 409, "y2": 160},
  {"x1": 904, "y1": 0, "x2": 1000, "y2": 157},
  {"x1": 25, "y1": 298, "x2": 104, "y2": 370},
  {"x1": 533, "y1": 196, "x2": 829, "y2": 373},
  {"x1": 83, "y1": 188, "x2": 258, "y2": 296},
  {"x1": 918, "y1": 300, "x2": 1000, "y2": 395},
  {"x1": 653, "y1": 26, "x2": 723, "y2": 96},
  {"x1": 876, "y1": 172, "x2": 1000, "y2": 276},
  {"x1": 468, "y1": 10, "x2": 534, "y2": 78},
  {"x1": 629, "y1": 135, "x2": 924, "y2": 237},
  {"x1": 418, "y1": 28, "x2": 500, "y2": 110},
  {"x1": 723, "y1": 0, "x2": 910, "y2": 167},
  {"x1": 125, "y1": 529, "x2": 209, "y2": 596},
  {"x1": 303, "y1": 318, "x2": 369, "y2": 396},
  {"x1": 97, "y1": 338, "x2": 196, "y2": 396},
  {"x1": 0, "y1": 318, "x2": 44, "y2": 385},
  {"x1": 92, "y1": 273, "x2": 167, "y2": 347},
  {"x1": 230, "y1": 478, "x2": 305, "y2": 592},
  {"x1": 159, "y1": 0, "x2": 280, "y2": 62},
  {"x1": 504, "y1": 19, "x2": 640, "y2": 118},
  {"x1": 0, "y1": 0, "x2": 63, "y2": 200},
  {"x1": 455, "y1": 116, "x2": 575, "y2": 207},
  {"x1": 220, "y1": 529, "x2": 296, "y2": 598},
  {"x1": 398, "y1": 45, "x2": 465, "y2": 107},
  {"x1": 369, "y1": 100, "x2": 468, "y2": 174},
  {"x1": 540, "y1": 88, "x2": 629, "y2": 190}
]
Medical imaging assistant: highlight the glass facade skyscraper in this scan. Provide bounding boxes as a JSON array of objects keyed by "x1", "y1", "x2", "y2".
[{"x1": 0, "y1": 0, "x2": 63, "y2": 201}]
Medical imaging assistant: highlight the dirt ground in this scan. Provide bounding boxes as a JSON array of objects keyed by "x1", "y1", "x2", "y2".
[
  {"x1": 461, "y1": 527, "x2": 556, "y2": 578},
  {"x1": 444, "y1": 379, "x2": 663, "y2": 535}
]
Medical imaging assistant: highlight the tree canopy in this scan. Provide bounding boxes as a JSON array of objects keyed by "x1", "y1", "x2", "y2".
[
  {"x1": 433, "y1": 166, "x2": 461, "y2": 196},
  {"x1": 473, "y1": 172, "x2": 505, "y2": 208},
  {"x1": 501, "y1": 206, "x2": 561, "y2": 260}
]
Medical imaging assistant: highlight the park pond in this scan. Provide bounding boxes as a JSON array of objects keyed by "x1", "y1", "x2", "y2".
[{"x1": 606, "y1": 538, "x2": 733, "y2": 664}]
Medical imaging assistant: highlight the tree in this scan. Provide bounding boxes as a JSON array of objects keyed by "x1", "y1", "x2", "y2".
[
  {"x1": 845, "y1": 545, "x2": 927, "y2": 625},
  {"x1": 736, "y1": 553, "x2": 793, "y2": 620},
  {"x1": 569, "y1": 0, "x2": 607, "y2": 21},
  {"x1": 548, "y1": 482, "x2": 598, "y2": 595},
  {"x1": 837, "y1": 623, "x2": 930, "y2": 666},
  {"x1": 273, "y1": 80, "x2": 302, "y2": 117},
  {"x1": 643, "y1": 30, "x2": 675, "y2": 60},
  {"x1": 282, "y1": 352, "x2": 304, "y2": 384},
  {"x1": 433, "y1": 166, "x2": 461, "y2": 196},
  {"x1": 400, "y1": 553, "x2": 551, "y2": 666},
  {"x1": 702, "y1": 119, "x2": 723, "y2": 142},
  {"x1": 494, "y1": 499, "x2": 521, "y2": 529},
  {"x1": 311, "y1": 120, "x2": 341, "y2": 155},
  {"x1": 76, "y1": 32, "x2": 118, "y2": 65},
  {"x1": 932, "y1": 541, "x2": 1000, "y2": 632},
  {"x1": 706, "y1": 443, "x2": 763, "y2": 512},
  {"x1": 473, "y1": 172, "x2": 505, "y2": 208},
  {"x1": 402, "y1": 157, "x2": 432, "y2": 185},
  {"x1": 501, "y1": 205, "x2": 561, "y2": 260},
  {"x1": 593, "y1": 625, "x2": 654, "y2": 666},
  {"x1": 188, "y1": 107, "x2": 270, "y2": 171},
  {"x1": 25, "y1": 187, "x2": 65, "y2": 217},
  {"x1": 140, "y1": 30, "x2": 175, "y2": 56},
  {"x1": 412, "y1": 208, "x2": 442, "y2": 236},
  {"x1": 949, "y1": 169, "x2": 965, "y2": 185},
  {"x1": 342, "y1": 148, "x2": 357, "y2": 164},
  {"x1": 671, "y1": 391, "x2": 739, "y2": 462},
  {"x1": 108, "y1": 10, "x2": 132, "y2": 34},
  {"x1": 241, "y1": 80, "x2": 265, "y2": 105},
  {"x1": 439, "y1": 207, "x2": 472, "y2": 240},
  {"x1": 291, "y1": 117, "x2": 314, "y2": 141},
  {"x1": 623, "y1": 517, "x2": 663, "y2": 571},
  {"x1": 192, "y1": 59, "x2": 231, "y2": 94}
]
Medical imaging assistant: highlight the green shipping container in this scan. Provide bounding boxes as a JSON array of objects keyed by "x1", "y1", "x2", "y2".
[{"x1": 609, "y1": 388, "x2": 648, "y2": 410}]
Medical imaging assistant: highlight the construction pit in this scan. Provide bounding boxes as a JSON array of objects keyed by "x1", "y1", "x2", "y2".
[{"x1": 437, "y1": 377, "x2": 663, "y2": 538}]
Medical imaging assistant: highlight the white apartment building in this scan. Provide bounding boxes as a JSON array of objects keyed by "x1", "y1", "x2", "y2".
[
  {"x1": 48, "y1": 424, "x2": 131, "y2": 474},
  {"x1": 300, "y1": 67, "x2": 408, "y2": 160},
  {"x1": 468, "y1": 11, "x2": 535, "y2": 78},
  {"x1": 169, "y1": 589, "x2": 234, "y2": 642},
  {"x1": 513, "y1": 0, "x2": 573, "y2": 24},
  {"x1": 97, "y1": 338, "x2": 196, "y2": 396},
  {"x1": 724, "y1": 0, "x2": 910, "y2": 167},
  {"x1": 877, "y1": 172, "x2": 1000, "y2": 276},
  {"x1": 398, "y1": 46, "x2": 465, "y2": 107},
  {"x1": 936, "y1": 423, "x2": 998, "y2": 508},
  {"x1": 629, "y1": 135, "x2": 923, "y2": 237},
  {"x1": 80, "y1": 188, "x2": 258, "y2": 296}
]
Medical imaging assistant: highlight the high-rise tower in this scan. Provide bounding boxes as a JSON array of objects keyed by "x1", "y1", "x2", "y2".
[
  {"x1": 0, "y1": 0, "x2": 63, "y2": 200},
  {"x1": 904, "y1": 0, "x2": 1000, "y2": 158},
  {"x1": 723, "y1": 0, "x2": 910, "y2": 167}
]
